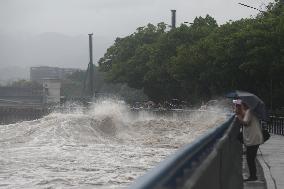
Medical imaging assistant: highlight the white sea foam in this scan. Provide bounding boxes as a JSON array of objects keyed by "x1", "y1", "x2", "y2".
[{"x1": 0, "y1": 98, "x2": 229, "y2": 188}]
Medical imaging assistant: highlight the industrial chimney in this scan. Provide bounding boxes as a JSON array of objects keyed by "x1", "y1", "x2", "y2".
[
  {"x1": 171, "y1": 10, "x2": 176, "y2": 29},
  {"x1": 87, "y1": 33, "x2": 94, "y2": 96}
]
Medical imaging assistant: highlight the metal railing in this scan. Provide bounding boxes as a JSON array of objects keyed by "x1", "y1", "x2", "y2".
[
  {"x1": 267, "y1": 116, "x2": 284, "y2": 135},
  {"x1": 129, "y1": 116, "x2": 243, "y2": 189}
]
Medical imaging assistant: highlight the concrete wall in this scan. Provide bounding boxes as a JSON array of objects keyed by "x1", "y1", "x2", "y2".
[
  {"x1": 0, "y1": 87, "x2": 43, "y2": 105},
  {"x1": 0, "y1": 107, "x2": 47, "y2": 125},
  {"x1": 0, "y1": 87, "x2": 42, "y2": 96}
]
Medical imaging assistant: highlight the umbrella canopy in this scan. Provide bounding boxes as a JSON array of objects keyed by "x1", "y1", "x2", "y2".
[{"x1": 226, "y1": 90, "x2": 268, "y2": 121}]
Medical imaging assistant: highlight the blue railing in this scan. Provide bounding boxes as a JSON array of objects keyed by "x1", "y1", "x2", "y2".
[{"x1": 129, "y1": 115, "x2": 243, "y2": 189}]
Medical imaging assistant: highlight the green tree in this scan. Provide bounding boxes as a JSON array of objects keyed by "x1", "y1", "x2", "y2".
[{"x1": 98, "y1": 2, "x2": 284, "y2": 109}]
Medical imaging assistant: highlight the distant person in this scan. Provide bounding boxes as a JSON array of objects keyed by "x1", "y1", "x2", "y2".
[{"x1": 234, "y1": 99, "x2": 263, "y2": 181}]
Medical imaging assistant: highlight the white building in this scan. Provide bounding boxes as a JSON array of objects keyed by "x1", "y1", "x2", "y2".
[{"x1": 42, "y1": 79, "x2": 61, "y2": 104}]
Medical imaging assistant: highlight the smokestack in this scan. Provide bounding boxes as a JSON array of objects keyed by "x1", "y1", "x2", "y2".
[
  {"x1": 171, "y1": 10, "x2": 176, "y2": 29},
  {"x1": 88, "y1": 33, "x2": 94, "y2": 96},
  {"x1": 88, "y1": 33, "x2": 93, "y2": 64}
]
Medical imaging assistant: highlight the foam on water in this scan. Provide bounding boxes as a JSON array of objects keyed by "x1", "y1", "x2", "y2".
[{"x1": 0, "y1": 99, "x2": 229, "y2": 188}]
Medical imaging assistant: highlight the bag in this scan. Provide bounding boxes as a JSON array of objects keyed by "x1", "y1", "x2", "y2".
[{"x1": 262, "y1": 129, "x2": 270, "y2": 142}]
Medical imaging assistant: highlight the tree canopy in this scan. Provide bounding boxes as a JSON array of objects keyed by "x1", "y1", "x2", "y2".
[{"x1": 99, "y1": 2, "x2": 284, "y2": 109}]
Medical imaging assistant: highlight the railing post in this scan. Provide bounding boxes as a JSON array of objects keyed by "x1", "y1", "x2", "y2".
[
  {"x1": 282, "y1": 118, "x2": 284, "y2": 135},
  {"x1": 274, "y1": 119, "x2": 276, "y2": 134}
]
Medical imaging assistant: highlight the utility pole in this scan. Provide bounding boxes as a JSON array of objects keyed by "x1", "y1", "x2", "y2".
[{"x1": 88, "y1": 33, "x2": 94, "y2": 97}]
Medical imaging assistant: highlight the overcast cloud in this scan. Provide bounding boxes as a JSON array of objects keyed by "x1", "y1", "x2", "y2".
[
  {"x1": 0, "y1": 0, "x2": 273, "y2": 80},
  {"x1": 0, "y1": 0, "x2": 272, "y2": 36}
]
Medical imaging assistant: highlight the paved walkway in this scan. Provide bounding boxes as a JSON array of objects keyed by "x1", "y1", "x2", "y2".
[
  {"x1": 243, "y1": 153, "x2": 266, "y2": 189},
  {"x1": 243, "y1": 134, "x2": 284, "y2": 189},
  {"x1": 257, "y1": 134, "x2": 284, "y2": 189}
]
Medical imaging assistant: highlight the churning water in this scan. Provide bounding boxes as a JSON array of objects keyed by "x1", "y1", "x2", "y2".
[{"x1": 0, "y1": 99, "x2": 228, "y2": 189}]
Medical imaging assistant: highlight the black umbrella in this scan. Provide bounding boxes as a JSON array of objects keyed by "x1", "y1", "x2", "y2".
[{"x1": 226, "y1": 90, "x2": 268, "y2": 121}]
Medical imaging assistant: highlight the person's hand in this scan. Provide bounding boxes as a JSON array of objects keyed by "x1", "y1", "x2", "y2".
[
  {"x1": 236, "y1": 113, "x2": 243, "y2": 121},
  {"x1": 234, "y1": 104, "x2": 242, "y2": 115}
]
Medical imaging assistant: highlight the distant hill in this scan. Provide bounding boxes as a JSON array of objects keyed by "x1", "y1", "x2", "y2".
[{"x1": 0, "y1": 32, "x2": 114, "y2": 82}]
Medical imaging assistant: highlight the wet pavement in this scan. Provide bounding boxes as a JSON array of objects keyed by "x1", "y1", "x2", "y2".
[
  {"x1": 258, "y1": 134, "x2": 284, "y2": 189},
  {"x1": 243, "y1": 134, "x2": 284, "y2": 189},
  {"x1": 243, "y1": 153, "x2": 266, "y2": 189}
]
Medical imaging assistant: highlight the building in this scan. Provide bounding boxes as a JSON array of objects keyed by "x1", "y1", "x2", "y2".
[{"x1": 30, "y1": 66, "x2": 80, "y2": 83}]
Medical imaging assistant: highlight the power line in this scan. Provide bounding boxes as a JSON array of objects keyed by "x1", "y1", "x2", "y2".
[{"x1": 238, "y1": 2, "x2": 266, "y2": 13}]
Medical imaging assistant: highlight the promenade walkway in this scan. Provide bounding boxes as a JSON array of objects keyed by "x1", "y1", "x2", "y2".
[
  {"x1": 243, "y1": 153, "x2": 266, "y2": 189},
  {"x1": 243, "y1": 134, "x2": 284, "y2": 189},
  {"x1": 257, "y1": 134, "x2": 284, "y2": 189},
  {"x1": 243, "y1": 155, "x2": 268, "y2": 189}
]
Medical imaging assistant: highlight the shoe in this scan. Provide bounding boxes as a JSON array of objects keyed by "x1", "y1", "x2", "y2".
[{"x1": 244, "y1": 177, "x2": 257, "y2": 182}]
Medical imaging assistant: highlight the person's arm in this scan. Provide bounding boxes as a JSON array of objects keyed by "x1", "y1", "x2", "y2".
[{"x1": 239, "y1": 109, "x2": 252, "y2": 126}]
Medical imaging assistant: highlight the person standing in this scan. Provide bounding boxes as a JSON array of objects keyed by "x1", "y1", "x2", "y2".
[{"x1": 235, "y1": 100, "x2": 263, "y2": 181}]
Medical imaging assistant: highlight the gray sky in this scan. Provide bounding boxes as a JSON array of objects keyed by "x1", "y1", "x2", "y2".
[
  {"x1": 0, "y1": 0, "x2": 271, "y2": 37},
  {"x1": 0, "y1": 0, "x2": 273, "y2": 80}
]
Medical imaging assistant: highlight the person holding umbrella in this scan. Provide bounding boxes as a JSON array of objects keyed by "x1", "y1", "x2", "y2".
[{"x1": 230, "y1": 92, "x2": 265, "y2": 182}]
